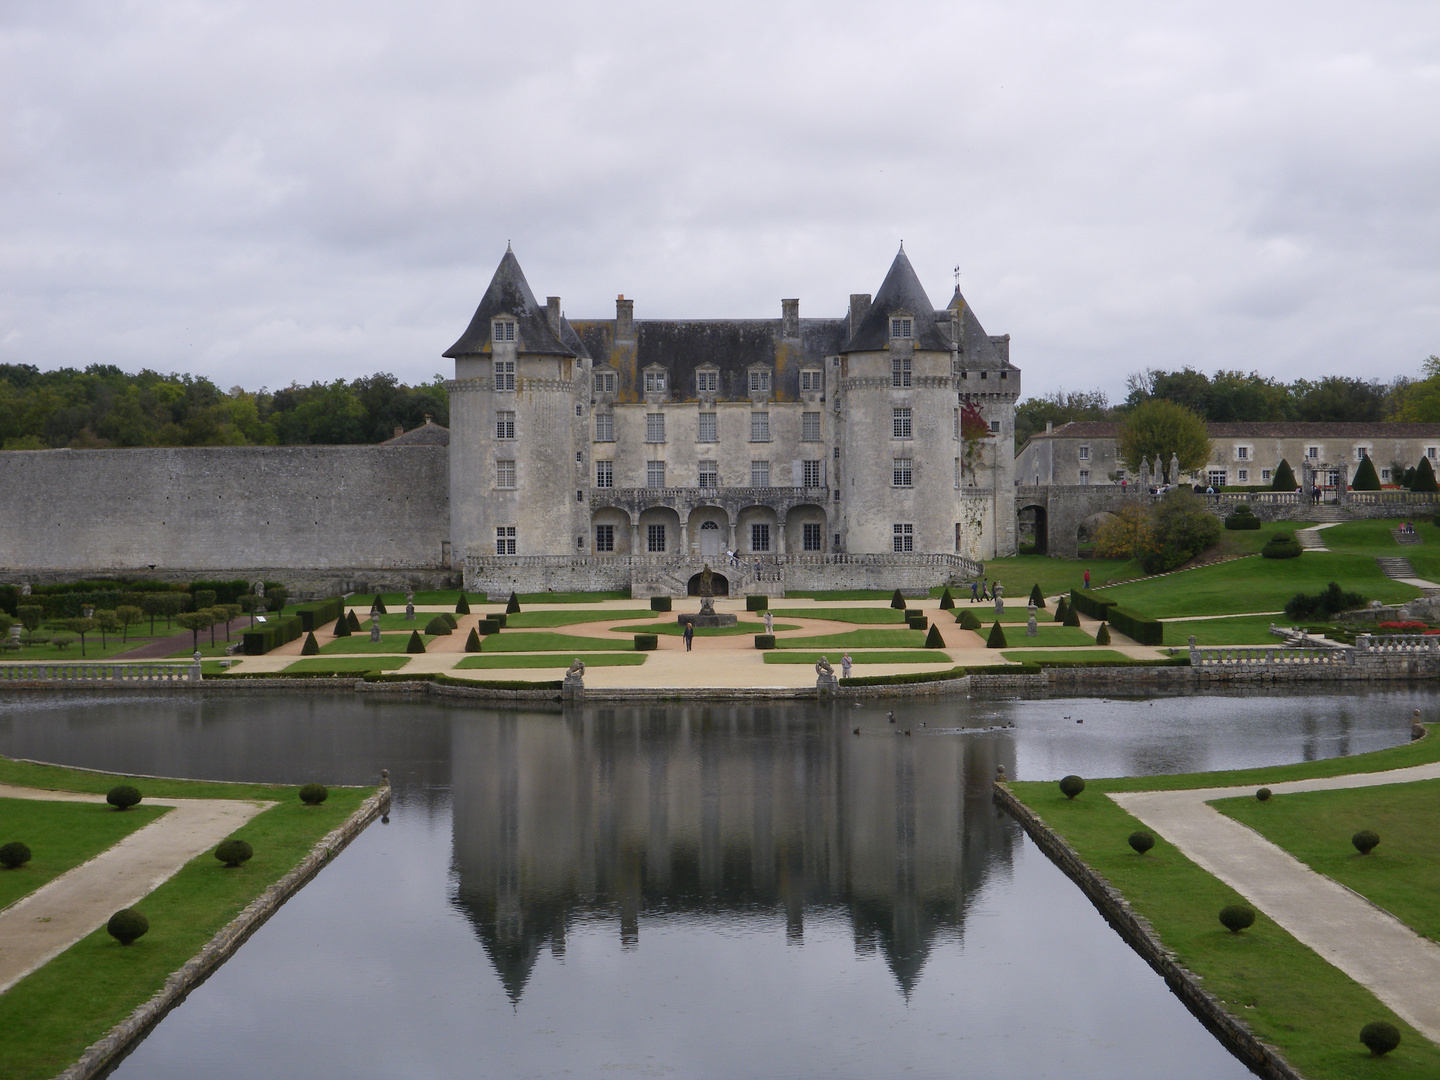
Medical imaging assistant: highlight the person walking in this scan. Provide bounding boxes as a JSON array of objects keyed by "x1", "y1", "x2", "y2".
[
  {"x1": 683, "y1": 622, "x2": 694, "y2": 651},
  {"x1": 970, "y1": 579, "x2": 980, "y2": 603},
  {"x1": 763, "y1": 610, "x2": 774, "y2": 634},
  {"x1": 979, "y1": 580, "x2": 990, "y2": 601},
  {"x1": 841, "y1": 652, "x2": 852, "y2": 678},
  {"x1": 1083, "y1": 568, "x2": 1090, "y2": 589}
]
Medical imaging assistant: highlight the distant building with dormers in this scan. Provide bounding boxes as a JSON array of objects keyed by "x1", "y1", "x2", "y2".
[{"x1": 446, "y1": 246, "x2": 1019, "y2": 596}]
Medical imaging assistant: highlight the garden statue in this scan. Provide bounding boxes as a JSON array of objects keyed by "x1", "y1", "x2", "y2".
[
  {"x1": 405, "y1": 600, "x2": 416, "y2": 621},
  {"x1": 993, "y1": 583, "x2": 1004, "y2": 616},
  {"x1": 815, "y1": 656, "x2": 833, "y2": 677},
  {"x1": 251, "y1": 580, "x2": 265, "y2": 597},
  {"x1": 371, "y1": 614, "x2": 382, "y2": 643},
  {"x1": 815, "y1": 655, "x2": 838, "y2": 695},
  {"x1": 563, "y1": 656, "x2": 586, "y2": 700},
  {"x1": 697, "y1": 564, "x2": 716, "y2": 615},
  {"x1": 1026, "y1": 602, "x2": 1038, "y2": 637},
  {"x1": 567, "y1": 657, "x2": 586, "y2": 678},
  {"x1": 19, "y1": 583, "x2": 30, "y2": 596}
]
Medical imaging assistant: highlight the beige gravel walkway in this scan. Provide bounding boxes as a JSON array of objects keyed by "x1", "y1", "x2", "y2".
[
  {"x1": 0, "y1": 784, "x2": 273, "y2": 992},
  {"x1": 1110, "y1": 763, "x2": 1440, "y2": 1045}
]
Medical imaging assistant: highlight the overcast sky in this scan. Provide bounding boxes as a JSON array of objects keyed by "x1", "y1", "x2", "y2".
[{"x1": 2, "y1": 0, "x2": 1437, "y2": 402}]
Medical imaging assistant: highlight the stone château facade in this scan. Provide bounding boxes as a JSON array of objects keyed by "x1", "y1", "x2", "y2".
[{"x1": 447, "y1": 246, "x2": 1018, "y2": 596}]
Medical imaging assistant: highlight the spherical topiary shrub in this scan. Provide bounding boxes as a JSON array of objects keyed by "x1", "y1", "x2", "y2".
[
  {"x1": 957, "y1": 610, "x2": 982, "y2": 631},
  {"x1": 441, "y1": 612, "x2": 458, "y2": 629},
  {"x1": 1256, "y1": 787, "x2": 1272, "y2": 802},
  {"x1": 107, "y1": 908, "x2": 149, "y2": 945},
  {"x1": 1352, "y1": 829, "x2": 1380, "y2": 855},
  {"x1": 1219, "y1": 904, "x2": 1256, "y2": 933},
  {"x1": 214, "y1": 839, "x2": 253, "y2": 868},
  {"x1": 0, "y1": 841, "x2": 32, "y2": 869},
  {"x1": 298, "y1": 783, "x2": 328, "y2": 806},
  {"x1": 1058, "y1": 774, "x2": 1085, "y2": 799},
  {"x1": 424, "y1": 615, "x2": 453, "y2": 636},
  {"x1": 107, "y1": 785, "x2": 142, "y2": 811},
  {"x1": 1262, "y1": 532, "x2": 1303, "y2": 559},
  {"x1": 1359, "y1": 1021, "x2": 1401, "y2": 1056},
  {"x1": 1128, "y1": 831, "x2": 1155, "y2": 855}
]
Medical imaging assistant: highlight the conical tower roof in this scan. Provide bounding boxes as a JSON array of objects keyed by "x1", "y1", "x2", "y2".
[
  {"x1": 842, "y1": 246, "x2": 950, "y2": 352},
  {"x1": 444, "y1": 247, "x2": 576, "y2": 358}
]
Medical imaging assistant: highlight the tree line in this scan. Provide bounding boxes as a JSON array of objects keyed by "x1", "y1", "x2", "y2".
[
  {"x1": 0, "y1": 364, "x2": 448, "y2": 449},
  {"x1": 1014, "y1": 358, "x2": 1440, "y2": 450}
]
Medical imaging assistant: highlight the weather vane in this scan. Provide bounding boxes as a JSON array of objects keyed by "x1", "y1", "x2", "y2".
[{"x1": 953, "y1": 265, "x2": 961, "y2": 285}]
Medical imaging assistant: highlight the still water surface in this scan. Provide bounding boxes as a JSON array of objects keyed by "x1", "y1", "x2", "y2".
[{"x1": 0, "y1": 687, "x2": 1431, "y2": 1080}]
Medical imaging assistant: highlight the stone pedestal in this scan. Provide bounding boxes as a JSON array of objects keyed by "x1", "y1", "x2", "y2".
[
  {"x1": 370, "y1": 617, "x2": 382, "y2": 643},
  {"x1": 1026, "y1": 615, "x2": 1038, "y2": 637},
  {"x1": 816, "y1": 674, "x2": 838, "y2": 697},
  {"x1": 678, "y1": 611, "x2": 737, "y2": 628},
  {"x1": 405, "y1": 602, "x2": 415, "y2": 621},
  {"x1": 563, "y1": 672, "x2": 585, "y2": 700}
]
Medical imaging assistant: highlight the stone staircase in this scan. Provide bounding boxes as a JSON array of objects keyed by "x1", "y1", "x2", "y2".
[
  {"x1": 1296, "y1": 527, "x2": 1330, "y2": 550},
  {"x1": 1391, "y1": 527, "x2": 1423, "y2": 545},
  {"x1": 1376, "y1": 556, "x2": 1417, "y2": 580}
]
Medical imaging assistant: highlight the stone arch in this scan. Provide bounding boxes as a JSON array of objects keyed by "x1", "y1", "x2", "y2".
[
  {"x1": 1077, "y1": 511, "x2": 1116, "y2": 550},
  {"x1": 783, "y1": 502, "x2": 828, "y2": 553},
  {"x1": 638, "y1": 506, "x2": 682, "y2": 555},
  {"x1": 687, "y1": 571, "x2": 730, "y2": 596},
  {"x1": 736, "y1": 504, "x2": 780, "y2": 555},
  {"x1": 591, "y1": 507, "x2": 632, "y2": 554},
  {"x1": 1017, "y1": 503, "x2": 1048, "y2": 555},
  {"x1": 686, "y1": 505, "x2": 731, "y2": 558}
]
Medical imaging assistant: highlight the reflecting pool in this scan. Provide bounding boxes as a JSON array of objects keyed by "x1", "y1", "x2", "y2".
[{"x1": 0, "y1": 687, "x2": 1429, "y2": 1080}]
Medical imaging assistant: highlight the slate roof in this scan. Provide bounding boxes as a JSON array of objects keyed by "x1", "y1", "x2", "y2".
[
  {"x1": 443, "y1": 247, "x2": 575, "y2": 358},
  {"x1": 842, "y1": 246, "x2": 951, "y2": 352},
  {"x1": 1035, "y1": 421, "x2": 1440, "y2": 440}
]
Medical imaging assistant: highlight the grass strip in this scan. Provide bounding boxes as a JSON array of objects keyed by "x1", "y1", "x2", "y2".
[
  {"x1": 609, "y1": 620, "x2": 798, "y2": 637},
  {"x1": 454, "y1": 653, "x2": 647, "y2": 669},
  {"x1": 782, "y1": 589, "x2": 893, "y2": 600},
  {"x1": 1, "y1": 636, "x2": 174, "y2": 663},
  {"x1": 282, "y1": 656, "x2": 411, "y2": 673},
  {"x1": 989, "y1": 624, "x2": 1096, "y2": 647},
  {"x1": 1160, "y1": 614, "x2": 1290, "y2": 646},
  {"x1": 767, "y1": 607, "x2": 908, "y2": 624},
  {"x1": 319, "y1": 634, "x2": 437, "y2": 654},
  {"x1": 998, "y1": 649, "x2": 1137, "y2": 665},
  {"x1": 0, "y1": 758, "x2": 375, "y2": 1080},
  {"x1": 480, "y1": 631, "x2": 635, "y2": 652},
  {"x1": 762, "y1": 650, "x2": 951, "y2": 665},
  {"x1": 504, "y1": 609, "x2": 656, "y2": 627},
  {"x1": 1008, "y1": 774, "x2": 1440, "y2": 1078},
  {"x1": 518, "y1": 590, "x2": 631, "y2": 604},
  {"x1": 1214, "y1": 779, "x2": 1440, "y2": 943},
  {"x1": 0, "y1": 799, "x2": 168, "y2": 911},
  {"x1": 774, "y1": 629, "x2": 927, "y2": 649}
]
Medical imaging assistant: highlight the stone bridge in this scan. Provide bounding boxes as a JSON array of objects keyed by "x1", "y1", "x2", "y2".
[{"x1": 1016, "y1": 486, "x2": 1440, "y2": 558}]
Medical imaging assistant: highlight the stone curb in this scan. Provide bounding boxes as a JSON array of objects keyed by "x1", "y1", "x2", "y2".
[
  {"x1": 992, "y1": 782, "x2": 1304, "y2": 1080},
  {"x1": 53, "y1": 783, "x2": 392, "y2": 1080}
]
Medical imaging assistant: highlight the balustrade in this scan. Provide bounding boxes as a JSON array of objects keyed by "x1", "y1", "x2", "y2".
[{"x1": 0, "y1": 663, "x2": 198, "y2": 683}]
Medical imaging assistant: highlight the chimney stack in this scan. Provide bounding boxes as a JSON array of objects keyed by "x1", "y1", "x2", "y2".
[
  {"x1": 781, "y1": 298, "x2": 799, "y2": 338},
  {"x1": 394, "y1": 425, "x2": 403, "y2": 439},
  {"x1": 849, "y1": 293, "x2": 871, "y2": 337},
  {"x1": 1045, "y1": 421, "x2": 1053, "y2": 434},
  {"x1": 546, "y1": 297, "x2": 561, "y2": 335},
  {"x1": 616, "y1": 295, "x2": 634, "y2": 340}
]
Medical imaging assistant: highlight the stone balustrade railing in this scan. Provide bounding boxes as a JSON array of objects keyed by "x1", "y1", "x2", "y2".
[
  {"x1": 0, "y1": 662, "x2": 199, "y2": 683},
  {"x1": 463, "y1": 550, "x2": 985, "y2": 581},
  {"x1": 1354, "y1": 633, "x2": 1440, "y2": 654},
  {"x1": 1188, "y1": 645, "x2": 1352, "y2": 667}
]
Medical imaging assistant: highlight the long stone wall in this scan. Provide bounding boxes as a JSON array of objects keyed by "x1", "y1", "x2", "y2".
[{"x1": 0, "y1": 445, "x2": 450, "y2": 579}]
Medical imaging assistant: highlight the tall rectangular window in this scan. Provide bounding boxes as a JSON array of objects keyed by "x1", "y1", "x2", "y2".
[
  {"x1": 494, "y1": 360, "x2": 515, "y2": 391},
  {"x1": 891, "y1": 356, "x2": 911, "y2": 387},
  {"x1": 1237, "y1": 469, "x2": 1249, "y2": 482},
  {"x1": 594, "y1": 413, "x2": 614, "y2": 442},
  {"x1": 644, "y1": 370, "x2": 666, "y2": 393},
  {"x1": 892, "y1": 523, "x2": 913, "y2": 552},
  {"x1": 802, "y1": 412, "x2": 821, "y2": 441},
  {"x1": 953, "y1": 409, "x2": 960, "y2": 439},
  {"x1": 749, "y1": 369, "x2": 771, "y2": 393},
  {"x1": 803, "y1": 460, "x2": 822, "y2": 487},
  {"x1": 647, "y1": 524, "x2": 666, "y2": 552},
  {"x1": 1430, "y1": 447, "x2": 1439, "y2": 461},
  {"x1": 595, "y1": 524, "x2": 614, "y2": 552},
  {"x1": 802, "y1": 522, "x2": 822, "y2": 551},
  {"x1": 594, "y1": 371, "x2": 615, "y2": 393},
  {"x1": 1236, "y1": 446, "x2": 1250, "y2": 460},
  {"x1": 1354, "y1": 446, "x2": 1367, "y2": 461},
  {"x1": 751, "y1": 523, "x2": 771, "y2": 552},
  {"x1": 496, "y1": 411, "x2": 515, "y2": 440},
  {"x1": 800, "y1": 369, "x2": 822, "y2": 391},
  {"x1": 496, "y1": 460, "x2": 516, "y2": 488},
  {"x1": 492, "y1": 321, "x2": 515, "y2": 342},
  {"x1": 750, "y1": 412, "x2": 770, "y2": 442},
  {"x1": 646, "y1": 461, "x2": 666, "y2": 488},
  {"x1": 595, "y1": 460, "x2": 613, "y2": 488},
  {"x1": 893, "y1": 458, "x2": 912, "y2": 487},
  {"x1": 495, "y1": 525, "x2": 516, "y2": 554},
  {"x1": 751, "y1": 460, "x2": 770, "y2": 486},
  {"x1": 893, "y1": 407, "x2": 912, "y2": 438},
  {"x1": 696, "y1": 370, "x2": 718, "y2": 393},
  {"x1": 646, "y1": 413, "x2": 666, "y2": 442},
  {"x1": 698, "y1": 461, "x2": 718, "y2": 488},
  {"x1": 890, "y1": 317, "x2": 912, "y2": 339},
  {"x1": 1307, "y1": 446, "x2": 1320, "y2": 459},
  {"x1": 698, "y1": 412, "x2": 717, "y2": 442},
  {"x1": 1078, "y1": 469, "x2": 1090, "y2": 485},
  {"x1": 1078, "y1": 445, "x2": 1090, "y2": 460}
]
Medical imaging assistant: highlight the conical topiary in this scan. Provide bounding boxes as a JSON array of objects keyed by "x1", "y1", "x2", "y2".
[
  {"x1": 1095, "y1": 622, "x2": 1111, "y2": 645},
  {"x1": 456, "y1": 592, "x2": 471, "y2": 615},
  {"x1": 464, "y1": 627, "x2": 481, "y2": 652},
  {"x1": 1413, "y1": 456, "x2": 1439, "y2": 493},
  {"x1": 406, "y1": 630, "x2": 425, "y2": 654},
  {"x1": 333, "y1": 612, "x2": 351, "y2": 637},
  {"x1": 346, "y1": 609, "x2": 362, "y2": 631},
  {"x1": 506, "y1": 591, "x2": 521, "y2": 614},
  {"x1": 938, "y1": 588, "x2": 954, "y2": 610},
  {"x1": 957, "y1": 609, "x2": 982, "y2": 631},
  {"x1": 890, "y1": 589, "x2": 906, "y2": 610},
  {"x1": 986, "y1": 621, "x2": 1008, "y2": 648},
  {"x1": 1053, "y1": 597, "x2": 1070, "y2": 623},
  {"x1": 925, "y1": 623, "x2": 945, "y2": 648},
  {"x1": 1029, "y1": 583, "x2": 1045, "y2": 609},
  {"x1": 301, "y1": 631, "x2": 319, "y2": 655},
  {"x1": 371, "y1": 593, "x2": 387, "y2": 615},
  {"x1": 1063, "y1": 606, "x2": 1081, "y2": 628},
  {"x1": 1352, "y1": 455, "x2": 1381, "y2": 491},
  {"x1": 1271, "y1": 458, "x2": 1296, "y2": 491}
]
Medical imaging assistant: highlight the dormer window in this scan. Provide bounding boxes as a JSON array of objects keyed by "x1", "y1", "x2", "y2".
[
  {"x1": 492, "y1": 319, "x2": 516, "y2": 343},
  {"x1": 696, "y1": 369, "x2": 719, "y2": 394},
  {"x1": 644, "y1": 369, "x2": 667, "y2": 394},
  {"x1": 890, "y1": 317, "x2": 913, "y2": 339},
  {"x1": 748, "y1": 368, "x2": 771, "y2": 393},
  {"x1": 800, "y1": 368, "x2": 822, "y2": 392},
  {"x1": 594, "y1": 370, "x2": 616, "y2": 394}
]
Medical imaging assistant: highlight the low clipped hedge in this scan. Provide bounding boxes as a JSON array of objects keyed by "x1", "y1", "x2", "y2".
[
  {"x1": 1224, "y1": 505, "x2": 1262, "y2": 530},
  {"x1": 745, "y1": 595, "x2": 769, "y2": 611},
  {"x1": 650, "y1": 596, "x2": 672, "y2": 612},
  {"x1": 1071, "y1": 590, "x2": 1160, "y2": 646},
  {"x1": 754, "y1": 634, "x2": 776, "y2": 650},
  {"x1": 633, "y1": 633, "x2": 659, "y2": 650},
  {"x1": 478, "y1": 618, "x2": 500, "y2": 635},
  {"x1": 242, "y1": 614, "x2": 303, "y2": 655},
  {"x1": 1068, "y1": 590, "x2": 1115, "y2": 621},
  {"x1": 839, "y1": 665, "x2": 967, "y2": 686},
  {"x1": 1262, "y1": 532, "x2": 1304, "y2": 559},
  {"x1": 359, "y1": 671, "x2": 563, "y2": 691},
  {"x1": 292, "y1": 596, "x2": 344, "y2": 633}
]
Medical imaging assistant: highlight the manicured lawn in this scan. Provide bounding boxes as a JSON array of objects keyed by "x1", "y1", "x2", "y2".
[
  {"x1": 762, "y1": 650, "x2": 950, "y2": 665},
  {"x1": 985, "y1": 624, "x2": 1097, "y2": 647},
  {"x1": 976, "y1": 555, "x2": 1140, "y2": 600},
  {"x1": 518, "y1": 590, "x2": 631, "y2": 604},
  {"x1": 166, "y1": 636, "x2": 245, "y2": 658},
  {"x1": 282, "y1": 656, "x2": 411, "y2": 673},
  {"x1": 320, "y1": 634, "x2": 438, "y2": 654},
  {"x1": 1, "y1": 635, "x2": 172, "y2": 663},
  {"x1": 366, "y1": 612, "x2": 462, "y2": 631},
  {"x1": 1162, "y1": 614, "x2": 1288, "y2": 646},
  {"x1": 768, "y1": 607, "x2": 908, "y2": 624},
  {"x1": 998, "y1": 649, "x2": 1138, "y2": 665},
  {"x1": 480, "y1": 631, "x2": 636, "y2": 652},
  {"x1": 0, "y1": 757, "x2": 376, "y2": 1080},
  {"x1": 1009, "y1": 762, "x2": 1440, "y2": 1079},
  {"x1": 783, "y1": 589, "x2": 894, "y2": 600},
  {"x1": 774, "y1": 629, "x2": 927, "y2": 649},
  {"x1": 1215, "y1": 779, "x2": 1440, "y2": 943},
  {"x1": 0, "y1": 799, "x2": 169, "y2": 911},
  {"x1": 1095, "y1": 551, "x2": 1420, "y2": 619},
  {"x1": 373, "y1": 590, "x2": 466, "y2": 607},
  {"x1": 1324, "y1": 519, "x2": 1440, "y2": 582},
  {"x1": 454, "y1": 653, "x2": 648, "y2": 669},
  {"x1": 609, "y1": 620, "x2": 799, "y2": 637},
  {"x1": 505, "y1": 609, "x2": 657, "y2": 627}
]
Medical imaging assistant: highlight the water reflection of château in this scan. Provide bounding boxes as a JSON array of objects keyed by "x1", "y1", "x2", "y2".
[{"x1": 449, "y1": 703, "x2": 1017, "y2": 1004}]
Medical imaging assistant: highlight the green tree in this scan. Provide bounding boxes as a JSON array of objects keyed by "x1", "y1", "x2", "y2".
[
  {"x1": 175, "y1": 611, "x2": 212, "y2": 652},
  {"x1": 55, "y1": 616, "x2": 98, "y2": 657},
  {"x1": 1391, "y1": 356, "x2": 1440, "y2": 421},
  {"x1": 1116, "y1": 400, "x2": 1212, "y2": 481},
  {"x1": 1271, "y1": 458, "x2": 1297, "y2": 491},
  {"x1": 114, "y1": 605, "x2": 144, "y2": 642},
  {"x1": 1138, "y1": 489, "x2": 1221, "y2": 573},
  {"x1": 218, "y1": 603, "x2": 243, "y2": 640},
  {"x1": 1013, "y1": 389, "x2": 1111, "y2": 450},
  {"x1": 1352, "y1": 455, "x2": 1381, "y2": 491},
  {"x1": 94, "y1": 609, "x2": 122, "y2": 649},
  {"x1": 1093, "y1": 503, "x2": 1154, "y2": 560}
]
